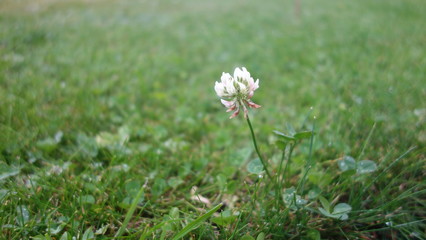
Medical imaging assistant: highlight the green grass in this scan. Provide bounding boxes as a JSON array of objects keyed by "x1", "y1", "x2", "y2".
[{"x1": 1, "y1": 0, "x2": 425, "y2": 239}]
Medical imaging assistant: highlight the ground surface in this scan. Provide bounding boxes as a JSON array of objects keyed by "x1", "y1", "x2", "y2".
[{"x1": 0, "y1": 0, "x2": 425, "y2": 239}]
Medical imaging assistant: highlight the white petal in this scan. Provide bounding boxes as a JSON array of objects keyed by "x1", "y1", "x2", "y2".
[
  {"x1": 233, "y1": 67, "x2": 244, "y2": 80},
  {"x1": 221, "y1": 72, "x2": 232, "y2": 83},
  {"x1": 214, "y1": 82, "x2": 225, "y2": 97},
  {"x1": 237, "y1": 81, "x2": 248, "y2": 94},
  {"x1": 241, "y1": 67, "x2": 251, "y2": 79},
  {"x1": 225, "y1": 79, "x2": 236, "y2": 95}
]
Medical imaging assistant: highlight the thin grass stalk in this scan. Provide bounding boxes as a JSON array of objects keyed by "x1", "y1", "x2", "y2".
[
  {"x1": 275, "y1": 144, "x2": 287, "y2": 206},
  {"x1": 282, "y1": 144, "x2": 295, "y2": 188},
  {"x1": 297, "y1": 119, "x2": 316, "y2": 194}
]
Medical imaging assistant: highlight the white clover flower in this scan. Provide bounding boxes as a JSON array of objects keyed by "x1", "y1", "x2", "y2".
[{"x1": 214, "y1": 67, "x2": 261, "y2": 118}]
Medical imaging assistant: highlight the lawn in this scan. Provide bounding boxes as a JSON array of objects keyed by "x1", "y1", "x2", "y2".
[{"x1": 1, "y1": 0, "x2": 425, "y2": 239}]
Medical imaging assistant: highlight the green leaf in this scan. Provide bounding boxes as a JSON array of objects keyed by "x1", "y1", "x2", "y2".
[
  {"x1": 95, "y1": 224, "x2": 109, "y2": 235},
  {"x1": 307, "y1": 186, "x2": 321, "y2": 199},
  {"x1": 241, "y1": 235, "x2": 256, "y2": 240},
  {"x1": 152, "y1": 178, "x2": 167, "y2": 197},
  {"x1": 46, "y1": 223, "x2": 64, "y2": 235},
  {"x1": 318, "y1": 207, "x2": 331, "y2": 216},
  {"x1": 227, "y1": 147, "x2": 252, "y2": 166},
  {"x1": 79, "y1": 195, "x2": 95, "y2": 204},
  {"x1": 273, "y1": 130, "x2": 295, "y2": 141},
  {"x1": 0, "y1": 162, "x2": 20, "y2": 181},
  {"x1": 225, "y1": 180, "x2": 237, "y2": 194},
  {"x1": 294, "y1": 131, "x2": 313, "y2": 140},
  {"x1": 319, "y1": 202, "x2": 351, "y2": 220},
  {"x1": 338, "y1": 156, "x2": 356, "y2": 172},
  {"x1": 332, "y1": 203, "x2": 352, "y2": 215},
  {"x1": 304, "y1": 229, "x2": 321, "y2": 240},
  {"x1": 256, "y1": 232, "x2": 266, "y2": 240},
  {"x1": 93, "y1": 126, "x2": 129, "y2": 148},
  {"x1": 171, "y1": 203, "x2": 222, "y2": 240},
  {"x1": 125, "y1": 180, "x2": 142, "y2": 195},
  {"x1": 167, "y1": 177, "x2": 184, "y2": 188},
  {"x1": 319, "y1": 207, "x2": 346, "y2": 220},
  {"x1": 32, "y1": 235, "x2": 52, "y2": 240},
  {"x1": 0, "y1": 189, "x2": 8, "y2": 202},
  {"x1": 36, "y1": 138, "x2": 58, "y2": 153},
  {"x1": 247, "y1": 158, "x2": 264, "y2": 174},
  {"x1": 169, "y1": 207, "x2": 180, "y2": 219},
  {"x1": 211, "y1": 215, "x2": 237, "y2": 226},
  {"x1": 340, "y1": 169, "x2": 357, "y2": 178},
  {"x1": 275, "y1": 140, "x2": 287, "y2": 149},
  {"x1": 357, "y1": 160, "x2": 377, "y2": 174},
  {"x1": 60, "y1": 232, "x2": 70, "y2": 240},
  {"x1": 283, "y1": 187, "x2": 307, "y2": 210},
  {"x1": 83, "y1": 183, "x2": 98, "y2": 192},
  {"x1": 337, "y1": 213, "x2": 349, "y2": 220},
  {"x1": 119, "y1": 196, "x2": 133, "y2": 209},
  {"x1": 211, "y1": 211, "x2": 237, "y2": 226},
  {"x1": 77, "y1": 133, "x2": 98, "y2": 158},
  {"x1": 216, "y1": 174, "x2": 227, "y2": 190},
  {"x1": 82, "y1": 227, "x2": 95, "y2": 240},
  {"x1": 16, "y1": 205, "x2": 30, "y2": 226},
  {"x1": 318, "y1": 196, "x2": 330, "y2": 213}
]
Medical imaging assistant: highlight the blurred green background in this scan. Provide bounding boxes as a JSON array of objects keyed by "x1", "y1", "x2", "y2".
[{"x1": 1, "y1": 0, "x2": 425, "y2": 153}]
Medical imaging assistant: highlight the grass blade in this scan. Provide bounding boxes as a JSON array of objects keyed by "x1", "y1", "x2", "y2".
[
  {"x1": 115, "y1": 186, "x2": 146, "y2": 238},
  {"x1": 139, "y1": 219, "x2": 181, "y2": 240},
  {"x1": 171, "y1": 203, "x2": 223, "y2": 240}
]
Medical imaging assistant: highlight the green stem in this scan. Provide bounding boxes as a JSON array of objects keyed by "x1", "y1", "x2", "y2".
[
  {"x1": 277, "y1": 144, "x2": 286, "y2": 183},
  {"x1": 297, "y1": 120, "x2": 316, "y2": 194},
  {"x1": 282, "y1": 144, "x2": 295, "y2": 188},
  {"x1": 246, "y1": 116, "x2": 272, "y2": 178},
  {"x1": 276, "y1": 145, "x2": 286, "y2": 205}
]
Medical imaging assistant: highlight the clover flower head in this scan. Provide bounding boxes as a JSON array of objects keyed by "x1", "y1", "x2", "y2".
[{"x1": 214, "y1": 67, "x2": 261, "y2": 118}]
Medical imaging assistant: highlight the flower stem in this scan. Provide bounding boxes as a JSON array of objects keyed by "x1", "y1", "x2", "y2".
[{"x1": 246, "y1": 116, "x2": 272, "y2": 178}]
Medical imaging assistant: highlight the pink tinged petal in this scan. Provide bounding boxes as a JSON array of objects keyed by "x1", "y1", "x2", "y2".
[
  {"x1": 247, "y1": 76, "x2": 254, "y2": 86},
  {"x1": 248, "y1": 91, "x2": 254, "y2": 99},
  {"x1": 225, "y1": 100, "x2": 237, "y2": 112},
  {"x1": 253, "y1": 79, "x2": 259, "y2": 91},
  {"x1": 226, "y1": 106, "x2": 236, "y2": 112},
  {"x1": 247, "y1": 100, "x2": 261, "y2": 109},
  {"x1": 221, "y1": 99, "x2": 235, "y2": 108},
  {"x1": 247, "y1": 80, "x2": 259, "y2": 95},
  {"x1": 229, "y1": 107, "x2": 240, "y2": 119},
  {"x1": 248, "y1": 82, "x2": 255, "y2": 93}
]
